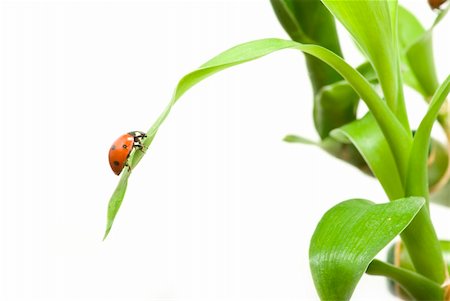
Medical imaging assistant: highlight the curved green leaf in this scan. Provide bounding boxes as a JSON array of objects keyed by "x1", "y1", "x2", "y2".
[
  {"x1": 406, "y1": 75, "x2": 450, "y2": 199},
  {"x1": 398, "y1": 6, "x2": 436, "y2": 98},
  {"x1": 309, "y1": 197, "x2": 424, "y2": 301},
  {"x1": 398, "y1": 5, "x2": 449, "y2": 99},
  {"x1": 104, "y1": 38, "x2": 411, "y2": 239},
  {"x1": 400, "y1": 76, "x2": 450, "y2": 284},
  {"x1": 331, "y1": 113, "x2": 403, "y2": 200}
]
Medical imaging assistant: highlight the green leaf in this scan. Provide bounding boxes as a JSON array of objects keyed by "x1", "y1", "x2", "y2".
[
  {"x1": 366, "y1": 259, "x2": 444, "y2": 300},
  {"x1": 406, "y1": 75, "x2": 450, "y2": 199},
  {"x1": 321, "y1": 0, "x2": 399, "y2": 113},
  {"x1": 283, "y1": 134, "x2": 318, "y2": 145},
  {"x1": 398, "y1": 5, "x2": 449, "y2": 99},
  {"x1": 331, "y1": 113, "x2": 404, "y2": 200},
  {"x1": 399, "y1": 78, "x2": 450, "y2": 284},
  {"x1": 103, "y1": 167, "x2": 131, "y2": 240},
  {"x1": 104, "y1": 38, "x2": 411, "y2": 239},
  {"x1": 310, "y1": 197, "x2": 424, "y2": 301}
]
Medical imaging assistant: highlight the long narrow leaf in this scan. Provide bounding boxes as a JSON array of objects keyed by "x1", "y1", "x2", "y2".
[
  {"x1": 400, "y1": 76, "x2": 450, "y2": 283},
  {"x1": 406, "y1": 75, "x2": 450, "y2": 199},
  {"x1": 104, "y1": 38, "x2": 411, "y2": 239},
  {"x1": 310, "y1": 197, "x2": 424, "y2": 300}
]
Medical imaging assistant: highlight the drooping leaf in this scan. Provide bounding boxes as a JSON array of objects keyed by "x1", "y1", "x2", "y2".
[
  {"x1": 103, "y1": 167, "x2": 131, "y2": 240},
  {"x1": 310, "y1": 197, "x2": 424, "y2": 301},
  {"x1": 104, "y1": 38, "x2": 410, "y2": 239},
  {"x1": 331, "y1": 113, "x2": 403, "y2": 200}
]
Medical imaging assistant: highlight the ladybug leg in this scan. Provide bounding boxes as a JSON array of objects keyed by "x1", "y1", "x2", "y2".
[
  {"x1": 137, "y1": 144, "x2": 147, "y2": 154},
  {"x1": 124, "y1": 162, "x2": 132, "y2": 173}
]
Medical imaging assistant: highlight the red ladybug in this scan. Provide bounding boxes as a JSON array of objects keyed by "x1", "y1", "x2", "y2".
[{"x1": 108, "y1": 131, "x2": 147, "y2": 175}]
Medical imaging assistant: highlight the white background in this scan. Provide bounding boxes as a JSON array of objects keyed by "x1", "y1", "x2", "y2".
[{"x1": 0, "y1": 0, "x2": 449, "y2": 300}]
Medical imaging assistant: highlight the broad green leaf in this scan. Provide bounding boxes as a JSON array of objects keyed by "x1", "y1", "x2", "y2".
[
  {"x1": 331, "y1": 113, "x2": 403, "y2": 200},
  {"x1": 321, "y1": 0, "x2": 399, "y2": 113},
  {"x1": 310, "y1": 197, "x2": 424, "y2": 301},
  {"x1": 104, "y1": 38, "x2": 411, "y2": 239},
  {"x1": 366, "y1": 259, "x2": 444, "y2": 300}
]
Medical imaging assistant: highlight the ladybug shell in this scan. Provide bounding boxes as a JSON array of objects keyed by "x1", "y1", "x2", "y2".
[{"x1": 109, "y1": 133, "x2": 135, "y2": 175}]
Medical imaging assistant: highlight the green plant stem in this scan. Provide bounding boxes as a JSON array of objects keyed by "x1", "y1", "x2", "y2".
[
  {"x1": 399, "y1": 76, "x2": 450, "y2": 284},
  {"x1": 366, "y1": 259, "x2": 444, "y2": 300},
  {"x1": 400, "y1": 207, "x2": 447, "y2": 284}
]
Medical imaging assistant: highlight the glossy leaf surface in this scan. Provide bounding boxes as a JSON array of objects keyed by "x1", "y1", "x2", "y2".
[{"x1": 310, "y1": 197, "x2": 424, "y2": 301}]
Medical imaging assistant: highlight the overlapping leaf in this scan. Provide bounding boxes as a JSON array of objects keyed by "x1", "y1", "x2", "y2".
[
  {"x1": 310, "y1": 197, "x2": 424, "y2": 300},
  {"x1": 331, "y1": 113, "x2": 403, "y2": 200},
  {"x1": 321, "y1": 0, "x2": 400, "y2": 113}
]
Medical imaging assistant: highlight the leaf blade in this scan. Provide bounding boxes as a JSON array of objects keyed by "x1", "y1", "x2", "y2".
[
  {"x1": 310, "y1": 197, "x2": 425, "y2": 300},
  {"x1": 331, "y1": 113, "x2": 404, "y2": 200},
  {"x1": 104, "y1": 38, "x2": 411, "y2": 239}
]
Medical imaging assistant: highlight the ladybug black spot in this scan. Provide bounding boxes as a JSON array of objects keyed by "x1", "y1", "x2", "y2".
[
  {"x1": 122, "y1": 144, "x2": 127, "y2": 149},
  {"x1": 113, "y1": 161, "x2": 120, "y2": 166}
]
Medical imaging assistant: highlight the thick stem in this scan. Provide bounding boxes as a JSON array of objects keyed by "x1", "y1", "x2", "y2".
[{"x1": 400, "y1": 206, "x2": 447, "y2": 284}]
